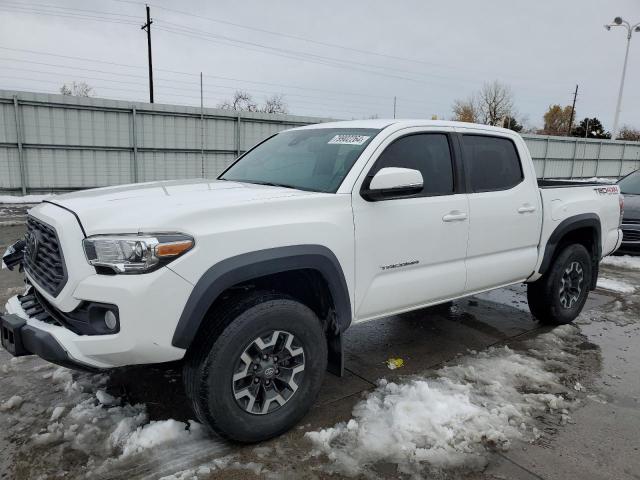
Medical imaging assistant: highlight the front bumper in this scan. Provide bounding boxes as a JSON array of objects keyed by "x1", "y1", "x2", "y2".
[
  {"x1": 2, "y1": 266, "x2": 193, "y2": 369},
  {"x1": 620, "y1": 222, "x2": 640, "y2": 255},
  {"x1": 1, "y1": 312, "x2": 97, "y2": 371}
]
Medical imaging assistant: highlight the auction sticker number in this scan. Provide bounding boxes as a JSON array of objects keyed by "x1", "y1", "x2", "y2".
[{"x1": 328, "y1": 134, "x2": 370, "y2": 145}]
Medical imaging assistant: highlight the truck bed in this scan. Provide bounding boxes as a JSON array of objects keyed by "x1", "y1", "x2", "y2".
[{"x1": 538, "y1": 179, "x2": 614, "y2": 188}]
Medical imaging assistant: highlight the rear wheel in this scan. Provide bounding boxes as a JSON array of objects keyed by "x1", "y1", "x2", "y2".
[
  {"x1": 527, "y1": 244, "x2": 592, "y2": 325},
  {"x1": 183, "y1": 291, "x2": 327, "y2": 442}
]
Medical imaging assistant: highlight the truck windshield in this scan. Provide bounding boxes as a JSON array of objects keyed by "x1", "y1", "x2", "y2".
[
  {"x1": 619, "y1": 171, "x2": 640, "y2": 195},
  {"x1": 220, "y1": 128, "x2": 380, "y2": 193}
]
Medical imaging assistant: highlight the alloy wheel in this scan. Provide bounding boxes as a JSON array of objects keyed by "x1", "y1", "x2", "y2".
[{"x1": 232, "y1": 330, "x2": 305, "y2": 415}]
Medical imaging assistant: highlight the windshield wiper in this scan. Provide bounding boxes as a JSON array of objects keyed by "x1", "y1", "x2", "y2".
[{"x1": 240, "y1": 180, "x2": 301, "y2": 190}]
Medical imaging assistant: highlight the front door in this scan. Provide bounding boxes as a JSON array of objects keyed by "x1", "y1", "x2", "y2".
[{"x1": 352, "y1": 128, "x2": 469, "y2": 322}]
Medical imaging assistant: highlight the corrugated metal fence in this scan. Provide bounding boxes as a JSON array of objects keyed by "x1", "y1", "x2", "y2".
[
  {"x1": 0, "y1": 90, "x2": 328, "y2": 194},
  {"x1": 1, "y1": 90, "x2": 639, "y2": 194}
]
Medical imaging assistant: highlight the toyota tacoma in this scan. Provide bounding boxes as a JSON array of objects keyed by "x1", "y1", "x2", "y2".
[{"x1": 1, "y1": 120, "x2": 623, "y2": 442}]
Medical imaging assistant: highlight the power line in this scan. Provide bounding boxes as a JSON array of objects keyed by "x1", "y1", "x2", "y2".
[
  {"x1": 0, "y1": 47, "x2": 444, "y2": 106},
  {"x1": 1, "y1": 2, "x2": 479, "y2": 88},
  {"x1": 154, "y1": 22, "x2": 474, "y2": 88},
  {"x1": 0, "y1": 4, "x2": 139, "y2": 25},
  {"x1": 0, "y1": 1, "x2": 139, "y2": 19},
  {"x1": 2, "y1": 0, "x2": 569, "y2": 90},
  {"x1": 0, "y1": 68, "x2": 401, "y2": 116},
  {"x1": 0, "y1": 61, "x2": 433, "y2": 111}
]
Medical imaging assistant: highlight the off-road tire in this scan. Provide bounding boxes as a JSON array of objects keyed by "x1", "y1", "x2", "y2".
[
  {"x1": 183, "y1": 291, "x2": 327, "y2": 443},
  {"x1": 527, "y1": 244, "x2": 592, "y2": 325}
]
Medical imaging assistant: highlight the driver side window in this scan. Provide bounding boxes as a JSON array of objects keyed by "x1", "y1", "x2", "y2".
[{"x1": 369, "y1": 133, "x2": 454, "y2": 196}]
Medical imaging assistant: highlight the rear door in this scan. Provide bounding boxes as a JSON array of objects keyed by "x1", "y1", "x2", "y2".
[
  {"x1": 352, "y1": 128, "x2": 469, "y2": 321},
  {"x1": 459, "y1": 132, "x2": 542, "y2": 292}
]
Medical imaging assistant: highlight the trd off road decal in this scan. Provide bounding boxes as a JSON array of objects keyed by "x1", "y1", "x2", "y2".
[{"x1": 594, "y1": 185, "x2": 620, "y2": 195}]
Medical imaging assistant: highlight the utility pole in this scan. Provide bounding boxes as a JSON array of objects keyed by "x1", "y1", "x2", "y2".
[
  {"x1": 585, "y1": 118, "x2": 590, "y2": 138},
  {"x1": 141, "y1": 5, "x2": 154, "y2": 103},
  {"x1": 393, "y1": 96, "x2": 396, "y2": 119},
  {"x1": 567, "y1": 84, "x2": 578, "y2": 135}
]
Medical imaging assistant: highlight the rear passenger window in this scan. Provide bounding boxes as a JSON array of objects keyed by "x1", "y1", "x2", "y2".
[
  {"x1": 462, "y1": 135, "x2": 523, "y2": 192},
  {"x1": 370, "y1": 133, "x2": 454, "y2": 196}
]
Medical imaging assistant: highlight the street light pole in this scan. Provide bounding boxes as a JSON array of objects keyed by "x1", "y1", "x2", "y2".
[{"x1": 605, "y1": 17, "x2": 640, "y2": 139}]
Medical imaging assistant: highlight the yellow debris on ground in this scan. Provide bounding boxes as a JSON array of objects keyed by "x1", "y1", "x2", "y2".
[{"x1": 386, "y1": 358, "x2": 404, "y2": 370}]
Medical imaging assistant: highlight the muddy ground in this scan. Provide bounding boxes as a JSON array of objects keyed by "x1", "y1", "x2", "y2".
[{"x1": 1, "y1": 205, "x2": 639, "y2": 480}]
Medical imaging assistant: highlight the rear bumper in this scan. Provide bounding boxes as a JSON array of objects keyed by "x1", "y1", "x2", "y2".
[{"x1": 1, "y1": 313, "x2": 98, "y2": 372}]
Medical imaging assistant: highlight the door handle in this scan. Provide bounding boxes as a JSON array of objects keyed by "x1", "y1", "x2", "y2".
[
  {"x1": 442, "y1": 211, "x2": 468, "y2": 222},
  {"x1": 518, "y1": 204, "x2": 536, "y2": 214}
]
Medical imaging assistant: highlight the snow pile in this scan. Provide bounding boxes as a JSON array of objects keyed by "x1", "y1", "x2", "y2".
[
  {"x1": 22, "y1": 367, "x2": 227, "y2": 477},
  {"x1": 601, "y1": 255, "x2": 640, "y2": 271},
  {"x1": 0, "y1": 194, "x2": 54, "y2": 204},
  {"x1": 597, "y1": 277, "x2": 636, "y2": 294},
  {"x1": 306, "y1": 326, "x2": 581, "y2": 477}
]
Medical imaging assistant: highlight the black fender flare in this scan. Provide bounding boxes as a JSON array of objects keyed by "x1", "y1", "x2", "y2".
[
  {"x1": 538, "y1": 213, "x2": 602, "y2": 289},
  {"x1": 171, "y1": 245, "x2": 352, "y2": 363}
]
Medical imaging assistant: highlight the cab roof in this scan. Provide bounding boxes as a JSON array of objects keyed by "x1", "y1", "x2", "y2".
[{"x1": 290, "y1": 119, "x2": 517, "y2": 135}]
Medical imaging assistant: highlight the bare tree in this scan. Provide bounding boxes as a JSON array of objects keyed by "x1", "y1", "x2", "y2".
[
  {"x1": 217, "y1": 90, "x2": 258, "y2": 112},
  {"x1": 261, "y1": 94, "x2": 288, "y2": 114},
  {"x1": 452, "y1": 96, "x2": 479, "y2": 123},
  {"x1": 477, "y1": 81, "x2": 514, "y2": 126},
  {"x1": 617, "y1": 125, "x2": 640, "y2": 141},
  {"x1": 218, "y1": 90, "x2": 289, "y2": 114},
  {"x1": 60, "y1": 81, "x2": 94, "y2": 97}
]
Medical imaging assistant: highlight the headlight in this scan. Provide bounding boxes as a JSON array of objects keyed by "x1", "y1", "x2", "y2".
[{"x1": 83, "y1": 234, "x2": 194, "y2": 274}]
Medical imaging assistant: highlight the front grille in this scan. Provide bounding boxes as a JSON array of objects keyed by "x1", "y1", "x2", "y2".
[
  {"x1": 624, "y1": 218, "x2": 640, "y2": 225},
  {"x1": 23, "y1": 216, "x2": 67, "y2": 297},
  {"x1": 622, "y1": 229, "x2": 640, "y2": 242},
  {"x1": 19, "y1": 288, "x2": 62, "y2": 327}
]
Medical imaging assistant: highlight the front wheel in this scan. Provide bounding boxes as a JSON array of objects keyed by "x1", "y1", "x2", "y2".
[
  {"x1": 527, "y1": 244, "x2": 592, "y2": 325},
  {"x1": 183, "y1": 292, "x2": 327, "y2": 442}
]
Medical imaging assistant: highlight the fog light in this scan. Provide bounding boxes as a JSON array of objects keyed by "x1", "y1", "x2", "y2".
[{"x1": 104, "y1": 310, "x2": 118, "y2": 331}]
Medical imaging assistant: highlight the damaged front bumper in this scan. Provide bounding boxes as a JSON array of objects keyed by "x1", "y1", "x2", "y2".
[
  {"x1": 1, "y1": 238, "x2": 25, "y2": 272},
  {"x1": 1, "y1": 310, "x2": 98, "y2": 372}
]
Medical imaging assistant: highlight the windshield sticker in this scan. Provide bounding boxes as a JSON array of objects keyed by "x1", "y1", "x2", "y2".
[{"x1": 328, "y1": 134, "x2": 370, "y2": 145}]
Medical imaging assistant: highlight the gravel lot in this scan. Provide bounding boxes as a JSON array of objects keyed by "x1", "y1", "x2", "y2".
[{"x1": 1, "y1": 205, "x2": 639, "y2": 480}]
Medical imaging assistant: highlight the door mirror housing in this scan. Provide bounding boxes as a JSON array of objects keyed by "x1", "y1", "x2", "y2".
[{"x1": 362, "y1": 167, "x2": 424, "y2": 201}]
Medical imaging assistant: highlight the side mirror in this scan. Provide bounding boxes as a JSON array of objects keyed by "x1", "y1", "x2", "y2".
[{"x1": 362, "y1": 167, "x2": 423, "y2": 201}]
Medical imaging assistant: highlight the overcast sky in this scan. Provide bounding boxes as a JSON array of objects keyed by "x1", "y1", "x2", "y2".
[{"x1": 0, "y1": 0, "x2": 638, "y2": 129}]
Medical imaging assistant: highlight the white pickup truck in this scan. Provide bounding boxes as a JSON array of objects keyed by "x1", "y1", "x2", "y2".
[{"x1": 1, "y1": 120, "x2": 623, "y2": 442}]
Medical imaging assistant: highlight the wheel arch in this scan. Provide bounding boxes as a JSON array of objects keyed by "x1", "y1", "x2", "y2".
[
  {"x1": 171, "y1": 245, "x2": 352, "y2": 375},
  {"x1": 539, "y1": 213, "x2": 602, "y2": 289}
]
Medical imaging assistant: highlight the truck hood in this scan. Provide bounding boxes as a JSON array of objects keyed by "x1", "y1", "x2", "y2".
[{"x1": 41, "y1": 179, "x2": 318, "y2": 235}]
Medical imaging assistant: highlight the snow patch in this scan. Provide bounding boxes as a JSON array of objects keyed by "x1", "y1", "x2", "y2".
[
  {"x1": 120, "y1": 419, "x2": 205, "y2": 458},
  {"x1": 0, "y1": 194, "x2": 54, "y2": 204},
  {"x1": 306, "y1": 326, "x2": 581, "y2": 477},
  {"x1": 50, "y1": 406, "x2": 65, "y2": 421},
  {"x1": 601, "y1": 255, "x2": 640, "y2": 271},
  {"x1": 158, "y1": 455, "x2": 264, "y2": 480},
  {"x1": 0, "y1": 395, "x2": 24, "y2": 411},
  {"x1": 597, "y1": 277, "x2": 636, "y2": 294},
  {"x1": 96, "y1": 389, "x2": 119, "y2": 406}
]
